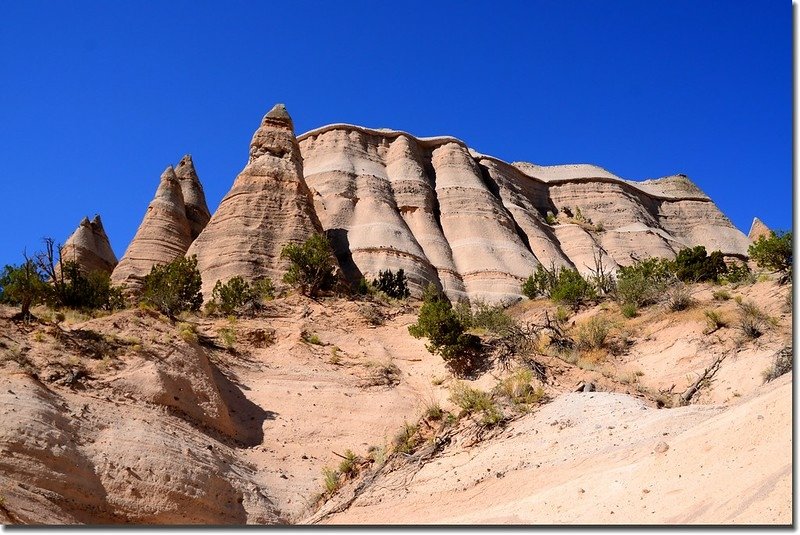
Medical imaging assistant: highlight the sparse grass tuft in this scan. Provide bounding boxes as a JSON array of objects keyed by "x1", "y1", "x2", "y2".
[
  {"x1": 322, "y1": 467, "x2": 341, "y2": 494},
  {"x1": 703, "y1": 309, "x2": 727, "y2": 333},
  {"x1": 393, "y1": 421, "x2": 421, "y2": 454},
  {"x1": 423, "y1": 400, "x2": 444, "y2": 421},
  {"x1": 495, "y1": 367, "x2": 545, "y2": 409},
  {"x1": 712, "y1": 289, "x2": 731, "y2": 301},
  {"x1": 337, "y1": 449, "x2": 360, "y2": 478},
  {"x1": 177, "y1": 321, "x2": 198, "y2": 343},
  {"x1": 218, "y1": 327, "x2": 236, "y2": 349},
  {"x1": 665, "y1": 283, "x2": 693, "y2": 311},
  {"x1": 737, "y1": 300, "x2": 770, "y2": 339},
  {"x1": 450, "y1": 381, "x2": 504, "y2": 427}
]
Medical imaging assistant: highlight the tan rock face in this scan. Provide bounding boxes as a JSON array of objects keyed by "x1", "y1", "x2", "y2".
[
  {"x1": 174, "y1": 154, "x2": 211, "y2": 241},
  {"x1": 59, "y1": 215, "x2": 118, "y2": 275},
  {"x1": 111, "y1": 166, "x2": 194, "y2": 292},
  {"x1": 748, "y1": 217, "x2": 772, "y2": 242},
  {"x1": 298, "y1": 124, "x2": 751, "y2": 302},
  {"x1": 187, "y1": 104, "x2": 328, "y2": 297}
]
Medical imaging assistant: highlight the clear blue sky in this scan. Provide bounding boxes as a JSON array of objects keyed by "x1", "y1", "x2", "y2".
[{"x1": 0, "y1": 1, "x2": 790, "y2": 268}]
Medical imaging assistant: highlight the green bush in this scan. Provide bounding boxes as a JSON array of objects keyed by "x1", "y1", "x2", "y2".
[
  {"x1": 449, "y1": 382, "x2": 503, "y2": 427},
  {"x1": 615, "y1": 257, "x2": 674, "y2": 307},
  {"x1": 457, "y1": 300, "x2": 517, "y2": 336},
  {"x1": 280, "y1": 234, "x2": 337, "y2": 297},
  {"x1": 549, "y1": 268, "x2": 596, "y2": 309},
  {"x1": 674, "y1": 246, "x2": 727, "y2": 283},
  {"x1": 621, "y1": 303, "x2": 638, "y2": 318},
  {"x1": 521, "y1": 263, "x2": 558, "y2": 299},
  {"x1": 0, "y1": 260, "x2": 48, "y2": 318},
  {"x1": 372, "y1": 269, "x2": 410, "y2": 299},
  {"x1": 748, "y1": 231, "x2": 792, "y2": 284},
  {"x1": 140, "y1": 255, "x2": 203, "y2": 318},
  {"x1": 210, "y1": 276, "x2": 265, "y2": 315},
  {"x1": 408, "y1": 289, "x2": 481, "y2": 375},
  {"x1": 721, "y1": 261, "x2": 753, "y2": 285},
  {"x1": 56, "y1": 261, "x2": 125, "y2": 311}
]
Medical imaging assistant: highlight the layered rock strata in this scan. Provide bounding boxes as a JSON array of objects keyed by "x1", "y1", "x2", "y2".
[
  {"x1": 111, "y1": 166, "x2": 195, "y2": 291},
  {"x1": 298, "y1": 124, "x2": 750, "y2": 303},
  {"x1": 60, "y1": 215, "x2": 118, "y2": 275},
  {"x1": 187, "y1": 104, "x2": 329, "y2": 297}
]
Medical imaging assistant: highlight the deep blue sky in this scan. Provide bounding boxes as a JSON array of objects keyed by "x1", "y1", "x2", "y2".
[{"x1": 0, "y1": 1, "x2": 790, "y2": 268}]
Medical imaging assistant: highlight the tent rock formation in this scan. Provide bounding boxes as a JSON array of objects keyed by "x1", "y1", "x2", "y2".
[{"x1": 60, "y1": 215, "x2": 118, "y2": 275}]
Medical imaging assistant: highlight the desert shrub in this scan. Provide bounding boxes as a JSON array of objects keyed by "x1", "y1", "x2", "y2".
[
  {"x1": 615, "y1": 257, "x2": 674, "y2": 307},
  {"x1": 762, "y1": 347, "x2": 792, "y2": 383},
  {"x1": 354, "y1": 278, "x2": 372, "y2": 296},
  {"x1": 521, "y1": 263, "x2": 558, "y2": 299},
  {"x1": 280, "y1": 234, "x2": 337, "y2": 297},
  {"x1": 53, "y1": 261, "x2": 125, "y2": 311},
  {"x1": 177, "y1": 321, "x2": 198, "y2": 343},
  {"x1": 373, "y1": 269, "x2": 410, "y2": 299},
  {"x1": 748, "y1": 231, "x2": 792, "y2": 284},
  {"x1": 737, "y1": 300, "x2": 770, "y2": 339},
  {"x1": 0, "y1": 260, "x2": 48, "y2": 318},
  {"x1": 302, "y1": 331, "x2": 323, "y2": 345},
  {"x1": 337, "y1": 449, "x2": 360, "y2": 478},
  {"x1": 545, "y1": 212, "x2": 558, "y2": 225},
  {"x1": 674, "y1": 246, "x2": 727, "y2": 283},
  {"x1": 210, "y1": 276, "x2": 260, "y2": 315},
  {"x1": 140, "y1": 255, "x2": 203, "y2": 318},
  {"x1": 621, "y1": 303, "x2": 638, "y2": 318},
  {"x1": 449, "y1": 382, "x2": 503, "y2": 427},
  {"x1": 408, "y1": 289, "x2": 481, "y2": 375},
  {"x1": 550, "y1": 268, "x2": 596, "y2": 309},
  {"x1": 252, "y1": 278, "x2": 275, "y2": 301},
  {"x1": 574, "y1": 315, "x2": 612, "y2": 350},
  {"x1": 712, "y1": 289, "x2": 731, "y2": 301},
  {"x1": 665, "y1": 283, "x2": 693, "y2": 311},
  {"x1": 393, "y1": 422, "x2": 421, "y2": 454},
  {"x1": 218, "y1": 326, "x2": 237, "y2": 349},
  {"x1": 322, "y1": 467, "x2": 341, "y2": 494}
]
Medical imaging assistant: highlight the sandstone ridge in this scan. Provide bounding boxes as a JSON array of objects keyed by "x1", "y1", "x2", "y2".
[{"x1": 297, "y1": 124, "x2": 750, "y2": 303}]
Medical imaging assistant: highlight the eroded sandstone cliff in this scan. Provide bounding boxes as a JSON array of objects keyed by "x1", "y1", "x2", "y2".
[{"x1": 298, "y1": 124, "x2": 750, "y2": 303}]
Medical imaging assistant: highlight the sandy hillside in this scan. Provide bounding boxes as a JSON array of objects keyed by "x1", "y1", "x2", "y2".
[{"x1": 0, "y1": 278, "x2": 792, "y2": 525}]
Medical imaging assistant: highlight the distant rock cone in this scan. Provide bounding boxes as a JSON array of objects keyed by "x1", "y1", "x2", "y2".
[
  {"x1": 187, "y1": 103, "x2": 330, "y2": 296},
  {"x1": 59, "y1": 215, "x2": 118, "y2": 275},
  {"x1": 111, "y1": 166, "x2": 194, "y2": 292},
  {"x1": 174, "y1": 154, "x2": 211, "y2": 240},
  {"x1": 748, "y1": 217, "x2": 772, "y2": 242}
]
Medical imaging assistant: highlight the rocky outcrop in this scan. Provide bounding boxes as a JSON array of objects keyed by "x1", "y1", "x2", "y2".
[
  {"x1": 111, "y1": 166, "x2": 194, "y2": 292},
  {"x1": 298, "y1": 124, "x2": 751, "y2": 303},
  {"x1": 187, "y1": 104, "x2": 329, "y2": 297},
  {"x1": 174, "y1": 154, "x2": 211, "y2": 240},
  {"x1": 59, "y1": 215, "x2": 118, "y2": 275},
  {"x1": 748, "y1": 217, "x2": 772, "y2": 242}
]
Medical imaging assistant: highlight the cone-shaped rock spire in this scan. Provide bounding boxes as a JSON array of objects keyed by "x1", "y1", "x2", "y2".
[
  {"x1": 174, "y1": 154, "x2": 211, "y2": 240},
  {"x1": 187, "y1": 103, "x2": 332, "y2": 296},
  {"x1": 748, "y1": 217, "x2": 772, "y2": 242},
  {"x1": 60, "y1": 215, "x2": 118, "y2": 275},
  {"x1": 111, "y1": 166, "x2": 193, "y2": 291}
]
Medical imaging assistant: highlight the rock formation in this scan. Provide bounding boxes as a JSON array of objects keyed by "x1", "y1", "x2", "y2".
[
  {"x1": 59, "y1": 215, "x2": 118, "y2": 275},
  {"x1": 298, "y1": 124, "x2": 751, "y2": 303},
  {"x1": 111, "y1": 166, "x2": 194, "y2": 291},
  {"x1": 174, "y1": 154, "x2": 211, "y2": 240},
  {"x1": 748, "y1": 217, "x2": 772, "y2": 242},
  {"x1": 187, "y1": 104, "x2": 329, "y2": 297}
]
